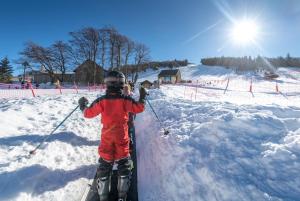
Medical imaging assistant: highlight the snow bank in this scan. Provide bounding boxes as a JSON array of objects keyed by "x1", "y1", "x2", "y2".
[{"x1": 136, "y1": 89, "x2": 300, "y2": 201}]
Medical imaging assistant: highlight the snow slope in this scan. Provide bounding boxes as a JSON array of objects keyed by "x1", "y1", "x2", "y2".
[
  {"x1": 136, "y1": 65, "x2": 234, "y2": 82},
  {"x1": 1, "y1": 65, "x2": 300, "y2": 201}
]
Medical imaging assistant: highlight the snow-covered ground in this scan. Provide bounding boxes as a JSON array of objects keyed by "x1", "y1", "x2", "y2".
[{"x1": 0, "y1": 65, "x2": 300, "y2": 201}]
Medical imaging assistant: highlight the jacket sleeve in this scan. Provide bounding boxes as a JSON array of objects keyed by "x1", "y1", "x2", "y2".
[
  {"x1": 125, "y1": 98, "x2": 145, "y2": 114},
  {"x1": 83, "y1": 99, "x2": 103, "y2": 118}
]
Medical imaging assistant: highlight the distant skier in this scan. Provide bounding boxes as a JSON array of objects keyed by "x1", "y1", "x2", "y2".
[{"x1": 78, "y1": 71, "x2": 147, "y2": 201}]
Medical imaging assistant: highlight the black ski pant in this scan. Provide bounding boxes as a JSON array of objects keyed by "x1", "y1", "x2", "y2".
[{"x1": 97, "y1": 157, "x2": 133, "y2": 178}]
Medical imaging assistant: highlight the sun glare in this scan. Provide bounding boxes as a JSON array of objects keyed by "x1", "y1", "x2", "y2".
[{"x1": 230, "y1": 19, "x2": 259, "y2": 45}]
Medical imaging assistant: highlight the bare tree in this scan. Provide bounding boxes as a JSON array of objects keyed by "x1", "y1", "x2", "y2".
[
  {"x1": 51, "y1": 41, "x2": 71, "y2": 82},
  {"x1": 99, "y1": 28, "x2": 108, "y2": 69},
  {"x1": 14, "y1": 58, "x2": 31, "y2": 82},
  {"x1": 134, "y1": 43, "x2": 150, "y2": 65},
  {"x1": 132, "y1": 43, "x2": 150, "y2": 82},
  {"x1": 69, "y1": 27, "x2": 100, "y2": 84},
  {"x1": 21, "y1": 61, "x2": 30, "y2": 82},
  {"x1": 123, "y1": 37, "x2": 135, "y2": 65},
  {"x1": 21, "y1": 42, "x2": 57, "y2": 83},
  {"x1": 107, "y1": 27, "x2": 118, "y2": 70},
  {"x1": 122, "y1": 37, "x2": 135, "y2": 78},
  {"x1": 18, "y1": 26, "x2": 152, "y2": 84},
  {"x1": 111, "y1": 34, "x2": 127, "y2": 70}
]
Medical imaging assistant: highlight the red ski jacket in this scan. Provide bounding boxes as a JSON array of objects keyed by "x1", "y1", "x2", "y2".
[
  {"x1": 83, "y1": 93, "x2": 144, "y2": 161},
  {"x1": 83, "y1": 94, "x2": 144, "y2": 124}
]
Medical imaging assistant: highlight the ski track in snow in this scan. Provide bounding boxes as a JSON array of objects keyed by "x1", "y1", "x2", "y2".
[
  {"x1": 0, "y1": 65, "x2": 300, "y2": 201},
  {"x1": 137, "y1": 89, "x2": 300, "y2": 201}
]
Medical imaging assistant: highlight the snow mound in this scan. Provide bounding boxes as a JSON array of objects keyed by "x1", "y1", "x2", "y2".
[{"x1": 137, "y1": 89, "x2": 300, "y2": 201}]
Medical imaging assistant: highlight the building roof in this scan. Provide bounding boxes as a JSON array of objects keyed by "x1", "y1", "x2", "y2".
[
  {"x1": 141, "y1": 80, "x2": 153, "y2": 85},
  {"x1": 54, "y1": 70, "x2": 75, "y2": 74},
  {"x1": 26, "y1": 70, "x2": 74, "y2": 76},
  {"x1": 73, "y1": 60, "x2": 103, "y2": 72},
  {"x1": 158, "y1": 69, "x2": 180, "y2": 77}
]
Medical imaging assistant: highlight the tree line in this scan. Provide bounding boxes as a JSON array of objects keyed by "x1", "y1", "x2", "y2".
[
  {"x1": 201, "y1": 54, "x2": 300, "y2": 72},
  {"x1": 19, "y1": 26, "x2": 151, "y2": 83}
]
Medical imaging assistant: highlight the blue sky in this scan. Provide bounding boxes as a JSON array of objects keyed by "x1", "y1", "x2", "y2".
[{"x1": 0, "y1": 0, "x2": 300, "y2": 71}]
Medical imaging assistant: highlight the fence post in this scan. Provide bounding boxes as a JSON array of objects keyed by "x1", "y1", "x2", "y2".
[
  {"x1": 74, "y1": 82, "x2": 78, "y2": 94},
  {"x1": 59, "y1": 85, "x2": 62, "y2": 95},
  {"x1": 223, "y1": 78, "x2": 230, "y2": 94},
  {"x1": 29, "y1": 83, "x2": 36, "y2": 97},
  {"x1": 276, "y1": 82, "x2": 279, "y2": 93},
  {"x1": 249, "y1": 78, "x2": 253, "y2": 93}
]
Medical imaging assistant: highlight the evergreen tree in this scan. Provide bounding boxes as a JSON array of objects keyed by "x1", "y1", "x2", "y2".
[{"x1": 0, "y1": 57, "x2": 13, "y2": 83}]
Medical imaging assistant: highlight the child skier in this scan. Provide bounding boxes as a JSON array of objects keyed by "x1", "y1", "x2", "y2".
[{"x1": 78, "y1": 71, "x2": 147, "y2": 201}]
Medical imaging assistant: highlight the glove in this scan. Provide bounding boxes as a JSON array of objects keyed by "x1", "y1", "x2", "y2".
[
  {"x1": 139, "y1": 87, "x2": 148, "y2": 103},
  {"x1": 78, "y1": 97, "x2": 89, "y2": 111}
]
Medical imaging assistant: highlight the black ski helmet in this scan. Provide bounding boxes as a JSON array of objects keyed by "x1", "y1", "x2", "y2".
[{"x1": 104, "y1": 70, "x2": 126, "y2": 89}]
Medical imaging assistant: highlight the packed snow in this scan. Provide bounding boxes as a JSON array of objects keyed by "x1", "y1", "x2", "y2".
[{"x1": 0, "y1": 65, "x2": 300, "y2": 201}]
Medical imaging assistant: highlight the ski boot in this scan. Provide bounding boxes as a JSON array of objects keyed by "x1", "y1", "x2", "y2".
[
  {"x1": 117, "y1": 157, "x2": 133, "y2": 201},
  {"x1": 97, "y1": 158, "x2": 113, "y2": 201}
]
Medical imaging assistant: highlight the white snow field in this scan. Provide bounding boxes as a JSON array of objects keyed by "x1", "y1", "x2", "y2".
[{"x1": 0, "y1": 65, "x2": 300, "y2": 201}]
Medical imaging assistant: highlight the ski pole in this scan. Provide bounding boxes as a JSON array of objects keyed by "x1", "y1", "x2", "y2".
[
  {"x1": 145, "y1": 98, "x2": 169, "y2": 135},
  {"x1": 29, "y1": 105, "x2": 80, "y2": 155}
]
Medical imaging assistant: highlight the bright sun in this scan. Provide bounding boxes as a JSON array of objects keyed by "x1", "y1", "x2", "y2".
[{"x1": 230, "y1": 19, "x2": 259, "y2": 45}]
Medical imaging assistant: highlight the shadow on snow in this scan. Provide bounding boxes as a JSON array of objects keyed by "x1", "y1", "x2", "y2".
[
  {"x1": 0, "y1": 164, "x2": 97, "y2": 200},
  {"x1": 0, "y1": 131, "x2": 99, "y2": 147}
]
